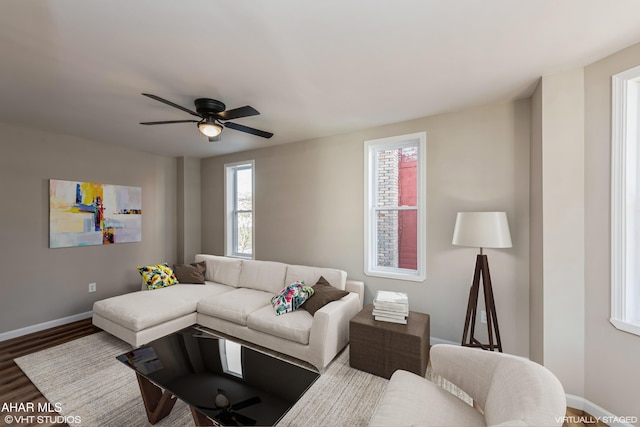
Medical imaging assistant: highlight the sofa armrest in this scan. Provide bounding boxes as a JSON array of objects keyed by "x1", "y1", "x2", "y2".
[
  {"x1": 431, "y1": 343, "x2": 566, "y2": 427},
  {"x1": 345, "y1": 279, "x2": 365, "y2": 309},
  {"x1": 308, "y1": 293, "x2": 361, "y2": 369}
]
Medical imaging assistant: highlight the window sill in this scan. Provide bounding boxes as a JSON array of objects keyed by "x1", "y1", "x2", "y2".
[
  {"x1": 365, "y1": 268, "x2": 425, "y2": 282},
  {"x1": 610, "y1": 318, "x2": 640, "y2": 337}
]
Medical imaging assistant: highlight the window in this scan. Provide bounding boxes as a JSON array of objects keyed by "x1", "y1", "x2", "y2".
[
  {"x1": 364, "y1": 132, "x2": 426, "y2": 281},
  {"x1": 611, "y1": 64, "x2": 640, "y2": 336},
  {"x1": 225, "y1": 161, "x2": 254, "y2": 259},
  {"x1": 219, "y1": 339, "x2": 243, "y2": 378}
]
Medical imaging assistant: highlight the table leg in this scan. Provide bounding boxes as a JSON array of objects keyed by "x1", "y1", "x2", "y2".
[
  {"x1": 136, "y1": 374, "x2": 177, "y2": 424},
  {"x1": 190, "y1": 405, "x2": 216, "y2": 426}
]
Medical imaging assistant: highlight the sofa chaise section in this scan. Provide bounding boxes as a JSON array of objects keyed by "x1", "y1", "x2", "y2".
[{"x1": 92, "y1": 282, "x2": 233, "y2": 347}]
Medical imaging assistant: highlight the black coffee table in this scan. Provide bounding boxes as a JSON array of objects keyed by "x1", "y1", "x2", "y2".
[{"x1": 116, "y1": 326, "x2": 319, "y2": 426}]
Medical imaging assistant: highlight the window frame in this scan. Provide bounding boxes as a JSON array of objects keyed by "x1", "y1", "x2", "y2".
[
  {"x1": 364, "y1": 132, "x2": 427, "y2": 282},
  {"x1": 611, "y1": 64, "x2": 640, "y2": 337},
  {"x1": 224, "y1": 160, "x2": 254, "y2": 260}
]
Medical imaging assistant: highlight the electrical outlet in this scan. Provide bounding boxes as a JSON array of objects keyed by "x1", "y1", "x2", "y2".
[
  {"x1": 481, "y1": 310, "x2": 487, "y2": 324},
  {"x1": 88, "y1": 282, "x2": 96, "y2": 293}
]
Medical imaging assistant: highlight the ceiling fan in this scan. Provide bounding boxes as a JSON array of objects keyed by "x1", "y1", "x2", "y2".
[
  {"x1": 196, "y1": 389, "x2": 261, "y2": 426},
  {"x1": 140, "y1": 93, "x2": 273, "y2": 142}
]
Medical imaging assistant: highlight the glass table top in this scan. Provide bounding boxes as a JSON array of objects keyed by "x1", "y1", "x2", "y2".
[{"x1": 116, "y1": 326, "x2": 319, "y2": 426}]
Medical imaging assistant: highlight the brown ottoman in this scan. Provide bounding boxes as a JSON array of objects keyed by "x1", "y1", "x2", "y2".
[{"x1": 349, "y1": 304, "x2": 430, "y2": 379}]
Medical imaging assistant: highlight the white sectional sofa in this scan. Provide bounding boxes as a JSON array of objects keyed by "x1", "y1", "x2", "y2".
[{"x1": 92, "y1": 254, "x2": 364, "y2": 370}]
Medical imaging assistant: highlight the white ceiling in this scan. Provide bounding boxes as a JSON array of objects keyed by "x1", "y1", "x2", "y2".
[{"x1": 2, "y1": 1, "x2": 640, "y2": 158}]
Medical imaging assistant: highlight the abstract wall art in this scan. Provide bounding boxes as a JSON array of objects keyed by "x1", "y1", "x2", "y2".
[{"x1": 49, "y1": 179, "x2": 142, "y2": 248}]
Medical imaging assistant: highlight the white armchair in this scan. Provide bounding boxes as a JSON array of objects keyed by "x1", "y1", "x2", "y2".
[{"x1": 369, "y1": 344, "x2": 566, "y2": 427}]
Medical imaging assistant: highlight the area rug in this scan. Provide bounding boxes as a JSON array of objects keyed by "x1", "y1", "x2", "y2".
[{"x1": 15, "y1": 332, "x2": 470, "y2": 426}]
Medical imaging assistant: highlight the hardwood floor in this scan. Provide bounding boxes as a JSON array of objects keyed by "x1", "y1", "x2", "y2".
[
  {"x1": 565, "y1": 407, "x2": 609, "y2": 427},
  {"x1": 0, "y1": 319, "x2": 606, "y2": 427},
  {"x1": 0, "y1": 318, "x2": 99, "y2": 427}
]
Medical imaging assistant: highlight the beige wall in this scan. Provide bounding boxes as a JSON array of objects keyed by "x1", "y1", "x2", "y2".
[
  {"x1": 530, "y1": 44, "x2": 640, "y2": 421},
  {"x1": 177, "y1": 157, "x2": 202, "y2": 264},
  {"x1": 533, "y1": 69, "x2": 586, "y2": 396},
  {"x1": 201, "y1": 99, "x2": 531, "y2": 355},
  {"x1": 584, "y1": 42, "x2": 640, "y2": 422},
  {"x1": 529, "y1": 80, "x2": 544, "y2": 365},
  {"x1": 0, "y1": 122, "x2": 177, "y2": 334}
]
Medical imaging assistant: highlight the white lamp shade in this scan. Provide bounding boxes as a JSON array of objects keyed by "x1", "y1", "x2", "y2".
[{"x1": 452, "y1": 212, "x2": 512, "y2": 249}]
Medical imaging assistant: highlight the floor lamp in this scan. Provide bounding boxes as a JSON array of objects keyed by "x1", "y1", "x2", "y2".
[{"x1": 452, "y1": 212, "x2": 512, "y2": 352}]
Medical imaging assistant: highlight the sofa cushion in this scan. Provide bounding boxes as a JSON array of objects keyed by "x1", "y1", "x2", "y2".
[
  {"x1": 285, "y1": 264, "x2": 347, "y2": 290},
  {"x1": 369, "y1": 370, "x2": 485, "y2": 427},
  {"x1": 197, "y1": 288, "x2": 272, "y2": 326},
  {"x1": 194, "y1": 254, "x2": 243, "y2": 287},
  {"x1": 92, "y1": 283, "x2": 234, "y2": 331},
  {"x1": 247, "y1": 305, "x2": 314, "y2": 345},
  {"x1": 301, "y1": 277, "x2": 350, "y2": 315},
  {"x1": 237, "y1": 259, "x2": 287, "y2": 294},
  {"x1": 173, "y1": 261, "x2": 206, "y2": 284}
]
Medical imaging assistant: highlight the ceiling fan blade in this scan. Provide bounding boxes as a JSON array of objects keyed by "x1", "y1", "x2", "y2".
[
  {"x1": 140, "y1": 120, "x2": 199, "y2": 125},
  {"x1": 230, "y1": 412, "x2": 257, "y2": 426},
  {"x1": 224, "y1": 122, "x2": 273, "y2": 139},
  {"x1": 231, "y1": 396, "x2": 261, "y2": 411},
  {"x1": 141, "y1": 93, "x2": 201, "y2": 118},
  {"x1": 215, "y1": 413, "x2": 239, "y2": 426},
  {"x1": 217, "y1": 106, "x2": 260, "y2": 121}
]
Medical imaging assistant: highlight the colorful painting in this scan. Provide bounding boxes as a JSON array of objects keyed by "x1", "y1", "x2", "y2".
[{"x1": 49, "y1": 179, "x2": 142, "y2": 248}]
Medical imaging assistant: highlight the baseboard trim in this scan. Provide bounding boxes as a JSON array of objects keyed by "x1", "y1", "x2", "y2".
[
  {"x1": 566, "y1": 394, "x2": 636, "y2": 427},
  {"x1": 0, "y1": 311, "x2": 93, "y2": 342}
]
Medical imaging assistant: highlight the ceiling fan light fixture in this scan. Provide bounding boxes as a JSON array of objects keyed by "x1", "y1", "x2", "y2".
[
  {"x1": 197, "y1": 120, "x2": 223, "y2": 137},
  {"x1": 141, "y1": 94, "x2": 272, "y2": 139}
]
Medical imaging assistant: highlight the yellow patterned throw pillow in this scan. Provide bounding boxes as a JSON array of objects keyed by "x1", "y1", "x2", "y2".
[{"x1": 137, "y1": 263, "x2": 178, "y2": 290}]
